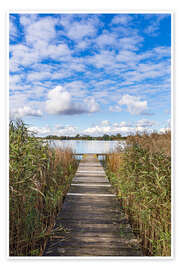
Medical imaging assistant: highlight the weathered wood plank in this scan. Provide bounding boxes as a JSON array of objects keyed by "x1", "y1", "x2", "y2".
[
  {"x1": 45, "y1": 247, "x2": 142, "y2": 257},
  {"x1": 68, "y1": 185, "x2": 113, "y2": 194}
]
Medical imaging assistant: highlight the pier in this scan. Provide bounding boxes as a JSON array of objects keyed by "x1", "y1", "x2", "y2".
[{"x1": 43, "y1": 154, "x2": 143, "y2": 256}]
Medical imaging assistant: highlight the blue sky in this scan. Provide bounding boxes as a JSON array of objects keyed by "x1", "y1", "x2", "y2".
[{"x1": 9, "y1": 13, "x2": 171, "y2": 136}]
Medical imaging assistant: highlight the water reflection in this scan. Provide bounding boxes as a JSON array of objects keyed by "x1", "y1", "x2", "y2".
[
  {"x1": 49, "y1": 140, "x2": 125, "y2": 160},
  {"x1": 48, "y1": 140, "x2": 126, "y2": 154}
]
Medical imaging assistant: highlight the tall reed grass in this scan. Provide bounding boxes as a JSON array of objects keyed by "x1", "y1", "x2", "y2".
[
  {"x1": 9, "y1": 120, "x2": 78, "y2": 256},
  {"x1": 106, "y1": 131, "x2": 171, "y2": 256}
]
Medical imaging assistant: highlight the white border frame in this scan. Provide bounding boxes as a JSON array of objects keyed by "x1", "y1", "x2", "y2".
[{"x1": 7, "y1": 9, "x2": 174, "y2": 261}]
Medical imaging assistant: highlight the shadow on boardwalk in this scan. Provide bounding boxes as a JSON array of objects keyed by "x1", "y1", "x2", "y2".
[{"x1": 43, "y1": 154, "x2": 143, "y2": 256}]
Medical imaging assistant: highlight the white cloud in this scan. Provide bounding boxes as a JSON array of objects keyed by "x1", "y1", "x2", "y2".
[
  {"x1": 55, "y1": 125, "x2": 77, "y2": 136},
  {"x1": 83, "y1": 124, "x2": 134, "y2": 136},
  {"x1": 10, "y1": 42, "x2": 71, "y2": 72},
  {"x1": 10, "y1": 16, "x2": 72, "y2": 71},
  {"x1": 46, "y1": 86, "x2": 72, "y2": 114},
  {"x1": 29, "y1": 124, "x2": 77, "y2": 137},
  {"x1": 24, "y1": 17, "x2": 58, "y2": 45},
  {"x1": 46, "y1": 86, "x2": 99, "y2": 115},
  {"x1": 113, "y1": 121, "x2": 133, "y2": 127},
  {"x1": 88, "y1": 50, "x2": 115, "y2": 68},
  {"x1": 116, "y1": 50, "x2": 138, "y2": 65},
  {"x1": 86, "y1": 97, "x2": 100, "y2": 113},
  {"x1": 96, "y1": 31, "x2": 117, "y2": 47},
  {"x1": 10, "y1": 44, "x2": 39, "y2": 67},
  {"x1": 27, "y1": 71, "x2": 52, "y2": 81},
  {"x1": 111, "y1": 15, "x2": 132, "y2": 25},
  {"x1": 118, "y1": 36, "x2": 143, "y2": 51},
  {"x1": 66, "y1": 21, "x2": 97, "y2": 40},
  {"x1": 28, "y1": 119, "x2": 159, "y2": 137},
  {"x1": 29, "y1": 126, "x2": 51, "y2": 135},
  {"x1": 83, "y1": 119, "x2": 157, "y2": 136},
  {"x1": 117, "y1": 95, "x2": 148, "y2": 115},
  {"x1": 45, "y1": 43, "x2": 71, "y2": 59},
  {"x1": 109, "y1": 105, "x2": 122, "y2": 112},
  {"x1": 153, "y1": 46, "x2": 171, "y2": 58},
  {"x1": 76, "y1": 39, "x2": 91, "y2": 50},
  {"x1": 136, "y1": 119, "x2": 156, "y2": 127},
  {"x1": 19, "y1": 14, "x2": 38, "y2": 26},
  {"x1": 144, "y1": 14, "x2": 169, "y2": 36},
  {"x1": 64, "y1": 81, "x2": 87, "y2": 97},
  {"x1": 9, "y1": 74, "x2": 23, "y2": 90},
  {"x1": 83, "y1": 125, "x2": 111, "y2": 135},
  {"x1": 10, "y1": 106, "x2": 42, "y2": 119},
  {"x1": 101, "y1": 120, "x2": 110, "y2": 126}
]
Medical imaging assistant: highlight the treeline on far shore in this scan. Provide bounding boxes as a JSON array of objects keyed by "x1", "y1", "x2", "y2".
[{"x1": 38, "y1": 133, "x2": 127, "y2": 141}]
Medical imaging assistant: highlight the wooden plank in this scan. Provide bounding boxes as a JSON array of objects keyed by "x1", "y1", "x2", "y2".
[
  {"x1": 68, "y1": 186, "x2": 113, "y2": 194},
  {"x1": 44, "y1": 248, "x2": 142, "y2": 257},
  {"x1": 43, "y1": 154, "x2": 143, "y2": 257},
  {"x1": 72, "y1": 178, "x2": 109, "y2": 183}
]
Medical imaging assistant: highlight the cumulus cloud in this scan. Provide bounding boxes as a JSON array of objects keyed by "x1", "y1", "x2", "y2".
[
  {"x1": 28, "y1": 118, "x2": 159, "y2": 137},
  {"x1": 83, "y1": 125, "x2": 111, "y2": 135},
  {"x1": 29, "y1": 124, "x2": 77, "y2": 136},
  {"x1": 10, "y1": 106, "x2": 42, "y2": 119},
  {"x1": 46, "y1": 86, "x2": 99, "y2": 115},
  {"x1": 86, "y1": 97, "x2": 100, "y2": 113},
  {"x1": 83, "y1": 124, "x2": 134, "y2": 136},
  {"x1": 117, "y1": 94, "x2": 148, "y2": 115},
  {"x1": 83, "y1": 119, "x2": 157, "y2": 136}
]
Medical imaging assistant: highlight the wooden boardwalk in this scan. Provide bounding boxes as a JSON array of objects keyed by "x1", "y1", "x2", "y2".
[{"x1": 43, "y1": 154, "x2": 143, "y2": 256}]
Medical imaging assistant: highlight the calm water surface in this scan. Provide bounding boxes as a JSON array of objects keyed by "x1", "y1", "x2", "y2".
[{"x1": 49, "y1": 140, "x2": 126, "y2": 154}]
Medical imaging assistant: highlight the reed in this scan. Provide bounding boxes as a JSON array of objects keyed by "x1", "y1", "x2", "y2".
[
  {"x1": 105, "y1": 131, "x2": 171, "y2": 256},
  {"x1": 9, "y1": 120, "x2": 78, "y2": 256}
]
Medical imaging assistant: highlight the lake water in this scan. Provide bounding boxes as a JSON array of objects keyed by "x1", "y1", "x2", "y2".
[{"x1": 48, "y1": 140, "x2": 126, "y2": 154}]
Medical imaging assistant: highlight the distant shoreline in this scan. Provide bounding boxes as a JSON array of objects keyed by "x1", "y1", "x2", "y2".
[{"x1": 37, "y1": 136, "x2": 127, "y2": 141}]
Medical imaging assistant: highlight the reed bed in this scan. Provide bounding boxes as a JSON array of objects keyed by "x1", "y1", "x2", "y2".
[
  {"x1": 105, "y1": 131, "x2": 171, "y2": 256},
  {"x1": 9, "y1": 120, "x2": 78, "y2": 256}
]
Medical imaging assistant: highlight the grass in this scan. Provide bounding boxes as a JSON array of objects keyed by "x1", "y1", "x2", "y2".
[
  {"x1": 105, "y1": 131, "x2": 171, "y2": 256},
  {"x1": 9, "y1": 120, "x2": 78, "y2": 256}
]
